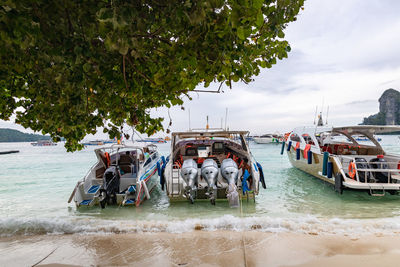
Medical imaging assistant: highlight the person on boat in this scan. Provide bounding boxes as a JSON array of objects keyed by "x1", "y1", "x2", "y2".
[{"x1": 143, "y1": 147, "x2": 150, "y2": 159}]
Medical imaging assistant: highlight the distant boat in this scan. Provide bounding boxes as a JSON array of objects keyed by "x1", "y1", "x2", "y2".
[
  {"x1": 82, "y1": 140, "x2": 105, "y2": 146},
  {"x1": 31, "y1": 140, "x2": 57, "y2": 146},
  {"x1": 136, "y1": 138, "x2": 167, "y2": 143},
  {"x1": 353, "y1": 135, "x2": 382, "y2": 142},
  {"x1": 0, "y1": 150, "x2": 19, "y2": 155},
  {"x1": 253, "y1": 134, "x2": 283, "y2": 144}
]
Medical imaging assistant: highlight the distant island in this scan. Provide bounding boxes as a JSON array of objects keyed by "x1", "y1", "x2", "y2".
[
  {"x1": 361, "y1": 88, "x2": 400, "y2": 125},
  {"x1": 0, "y1": 128, "x2": 51, "y2": 142}
]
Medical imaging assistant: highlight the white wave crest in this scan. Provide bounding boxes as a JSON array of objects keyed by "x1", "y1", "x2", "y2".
[{"x1": 2, "y1": 215, "x2": 400, "y2": 237}]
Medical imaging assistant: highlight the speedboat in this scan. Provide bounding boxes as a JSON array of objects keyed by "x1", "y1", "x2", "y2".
[
  {"x1": 353, "y1": 134, "x2": 382, "y2": 142},
  {"x1": 31, "y1": 140, "x2": 57, "y2": 146},
  {"x1": 82, "y1": 140, "x2": 105, "y2": 146},
  {"x1": 69, "y1": 143, "x2": 165, "y2": 208},
  {"x1": 282, "y1": 125, "x2": 400, "y2": 196},
  {"x1": 253, "y1": 134, "x2": 283, "y2": 144},
  {"x1": 136, "y1": 137, "x2": 167, "y2": 143},
  {"x1": 253, "y1": 134, "x2": 274, "y2": 144},
  {"x1": 162, "y1": 130, "x2": 266, "y2": 206}
]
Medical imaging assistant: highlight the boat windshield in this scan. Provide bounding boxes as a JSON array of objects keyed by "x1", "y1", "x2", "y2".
[{"x1": 173, "y1": 132, "x2": 248, "y2": 151}]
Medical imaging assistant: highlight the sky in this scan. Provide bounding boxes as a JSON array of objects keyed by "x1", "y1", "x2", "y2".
[{"x1": 2, "y1": 0, "x2": 400, "y2": 138}]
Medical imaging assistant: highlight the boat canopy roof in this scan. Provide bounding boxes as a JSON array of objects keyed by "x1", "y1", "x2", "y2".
[
  {"x1": 94, "y1": 143, "x2": 157, "y2": 154},
  {"x1": 293, "y1": 125, "x2": 400, "y2": 135},
  {"x1": 332, "y1": 125, "x2": 400, "y2": 134},
  {"x1": 172, "y1": 130, "x2": 249, "y2": 139}
]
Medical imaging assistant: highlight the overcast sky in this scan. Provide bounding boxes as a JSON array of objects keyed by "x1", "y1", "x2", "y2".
[{"x1": 2, "y1": 0, "x2": 400, "y2": 138}]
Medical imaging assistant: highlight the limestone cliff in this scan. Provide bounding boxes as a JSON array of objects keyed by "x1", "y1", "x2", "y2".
[{"x1": 361, "y1": 89, "x2": 400, "y2": 125}]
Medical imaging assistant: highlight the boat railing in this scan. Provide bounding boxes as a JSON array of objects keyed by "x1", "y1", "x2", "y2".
[{"x1": 338, "y1": 155, "x2": 400, "y2": 183}]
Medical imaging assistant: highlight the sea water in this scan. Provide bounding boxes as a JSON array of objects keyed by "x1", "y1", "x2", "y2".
[{"x1": 2, "y1": 136, "x2": 400, "y2": 236}]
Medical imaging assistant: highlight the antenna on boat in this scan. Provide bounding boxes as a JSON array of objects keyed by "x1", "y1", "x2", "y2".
[
  {"x1": 321, "y1": 98, "x2": 324, "y2": 114},
  {"x1": 313, "y1": 106, "x2": 318, "y2": 125},
  {"x1": 326, "y1": 106, "x2": 329, "y2": 125},
  {"x1": 206, "y1": 115, "x2": 209, "y2": 130},
  {"x1": 188, "y1": 109, "x2": 191, "y2": 131},
  {"x1": 225, "y1": 108, "x2": 228, "y2": 130},
  {"x1": 317, "y1": 112, "x2": 324, "y2": 126}
]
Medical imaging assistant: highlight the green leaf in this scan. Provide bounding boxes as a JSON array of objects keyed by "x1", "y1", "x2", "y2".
[{"x1": 237, "y1": 27, "x2": 245, "y2": 40}]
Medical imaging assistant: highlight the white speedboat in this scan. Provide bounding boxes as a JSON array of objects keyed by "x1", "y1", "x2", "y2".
[
  {"x1": 69, "y1": 143, "x2": 165, "y2": 208},
  {"x1": 282, "y1": 125, "x2": 400, "y2": 196},
  {"x1": 253, "y1": 134, "x2": 283, "y2": 144},
  {"x1": 31, "y1": 140, "x2": 57, "y2": 146},
  {"x1": 253, "y1": 134, "x2": 274, "y2": 144},
  {"x1": 162, "y1": 130, "x2": 266, "y2": 206}
]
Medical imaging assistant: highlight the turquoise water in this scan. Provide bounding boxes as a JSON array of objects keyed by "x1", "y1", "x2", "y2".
[{"x1": 2, "y1": 136, "x2": 400, "y2": 236}]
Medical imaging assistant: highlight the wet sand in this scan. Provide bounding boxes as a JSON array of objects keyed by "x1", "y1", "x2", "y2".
[{"x1": 1, "y1": 231, "x2": 400, "y2": 267}]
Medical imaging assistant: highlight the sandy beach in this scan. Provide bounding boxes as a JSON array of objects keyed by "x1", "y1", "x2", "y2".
[{"x1": 1, "y1": 231, "x2": 400, "y2": 267}]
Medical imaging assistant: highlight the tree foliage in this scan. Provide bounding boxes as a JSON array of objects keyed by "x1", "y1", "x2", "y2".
[{"x1": 0, "y1": 0, "x2": 304, "y2": 151}]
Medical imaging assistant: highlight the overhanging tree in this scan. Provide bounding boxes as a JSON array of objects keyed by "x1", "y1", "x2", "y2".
[{"x1": 0, "y1": 0, "x2": 304, "y2": 151}]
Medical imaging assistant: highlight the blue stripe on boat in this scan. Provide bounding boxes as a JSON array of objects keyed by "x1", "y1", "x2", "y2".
[
  {"x1": 128, "y1": 185, "x2": 136, "y2": 193},
  {"x1": 125, "y1": 199, "x2": 135, "y2": 205},
  {"x1": 87, "y1": 185, "x2": 100, "y2": 194},
  {"x1": 80, "y1": 199, "x2": 92, "y2": 206}
]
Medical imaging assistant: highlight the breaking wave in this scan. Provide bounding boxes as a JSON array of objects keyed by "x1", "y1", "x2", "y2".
[{"x1": 2, "y1": 215, "x2": 400, "y2": 237}]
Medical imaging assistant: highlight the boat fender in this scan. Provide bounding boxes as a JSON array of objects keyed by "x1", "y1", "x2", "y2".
[
  {"x1": 334, "y1": 173, "x2": 343, "y2": 194},
  {"x1": 157, "y1": 161, "x2": 161, "y2": 177},
  {"x1": 307, "y1": 150, "x2": 312, "y2": 164},
  {"x1": 322, "y1": 152, "x2": 329, "y2": 176},
  {"x1": 327, "y1": 162, "x2": 333, "y2": 178},
  {"x1": 348, "y1": 161, "x2": 356, "y2": 180},
  {"x1": 160, "y1": 165, "x2": 165, "y2": 190},
  {"x1": 161, "y1": 155, "x2": 166, "y2": 166},
  {"x1": 256, "y1": 162, "x2": 266, "y2": 189},
  {"x1": 287, "y1": 141, "x2": 292, "y2": 151},
  {"x1": 242, "y1": 169, "x2": 251, "y2": 194},
  {"x1": 303, "y1": 144, "x2": 311, "y2": 159},
  {"x1": 295, "y1": 142, "x2": 300, "y2": 150},
  {"x1": 296, "y1": 148, "x2": 300, "y2": 160},
  {"x1": 280, "y1": 141, "x2": 285, "y2": 155}
]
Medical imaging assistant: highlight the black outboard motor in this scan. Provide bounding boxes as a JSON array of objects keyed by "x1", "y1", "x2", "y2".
[
  {"x1": 99, "y1": 166, "x2": 121, "y2": 208},
  {"x1": 354, "y1": 158, "x2": 370, "y2": 183},
  {"x1": 369, "y1": 155, "x2": 389, "y2": 183}
]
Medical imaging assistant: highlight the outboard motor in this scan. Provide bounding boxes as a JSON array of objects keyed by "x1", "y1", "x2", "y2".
[
  {"x1": 201, "y1": 159, "x2": 219, "y2": 205},
  {"x1": 99, "y1": 166, "x2": 121, "y2": 208},
  {"x1": 221, "y1": 158, "x2": 239, "y2": 207},
  {"x1": 370, "y1": 156, "x2": 389, "y2": 183},
  {"x1": 354, "y1": 158, "x2": 371, "y2": 183},
  {"x1": 181, "y1": 159, "x2": 198, "y2": 203}
]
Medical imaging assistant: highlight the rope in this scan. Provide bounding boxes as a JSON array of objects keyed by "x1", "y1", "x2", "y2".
[
  {"x1": 31, "y1": 247, "x2": 58, "y2": 267},
  {"x1": 239, "y1": 189, "x2": 248, "y2": 267}
]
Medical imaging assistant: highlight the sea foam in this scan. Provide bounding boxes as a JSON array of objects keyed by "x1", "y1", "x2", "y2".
[{"x1": 2, "y1": 215, "x2": 400, "y2": 237}]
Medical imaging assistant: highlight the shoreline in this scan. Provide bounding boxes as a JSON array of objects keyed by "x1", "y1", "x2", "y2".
[{"x1": 2, "y1": 231, "x2": 400, "y2": 267}]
